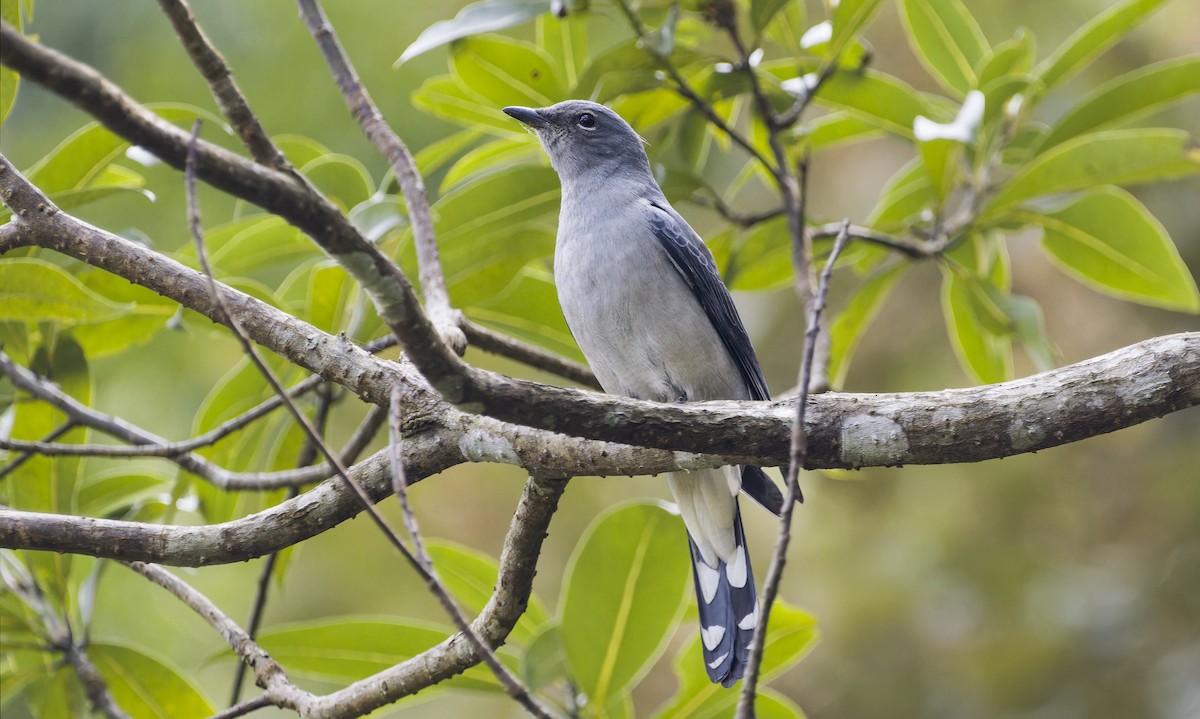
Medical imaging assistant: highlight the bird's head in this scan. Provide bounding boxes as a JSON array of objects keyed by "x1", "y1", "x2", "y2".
[{"x1": 503, "y1": 100, "x2": 651, "y2": 183}]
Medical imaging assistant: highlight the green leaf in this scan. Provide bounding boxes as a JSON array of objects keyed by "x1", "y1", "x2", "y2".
[
  {"x1": 441, "y1": 136, "x2": 543, "y2": 191},
  {"x1": 90, "y1": 642, "x2": 214, "y2": 719},
  {"x1": 537, "y1": 12, "x2": 588, "y2": 89},
  {"x1": 654, "y1": 601, "x2": 818, "y2": 719},
  {"x1": 71, "y1": 267, "x2": 177, "y2": 359},
  {"x1": 898, "y1": 0, "x2": 990, "y2": 96},
  {"x1": 725, "y1": 216, "x2": 793, "y2": 292},
  {"x1": 451, "y1": 35, "x2": 564, "y2": 108},
  {"x1": 202, "y1": 215, "x2": 322, "y2": 288},
  {"x1": 1034, "y1": 0, "x2": 1168, "y2": 91},
  {"x1": 426, "y1": 539, "x2": 550, "y2": 644},
  {"x1": 522, "y1": 623, "x2": 567, "y2": 691},
  {"x1": 751, "y1": 0, "x2": 797, "y2": 35},
  {"x1": 941, "y1": 268, "x2": 1012, "y2": 384},
  {"x1": 559, "y1": 502, "x2": 690, "y2": 710},
  {"x1": 467, "y1": 264, "x2": 582, "y2": 362},
  {"x1": 574, "y1": 39, "x2": 672, "y2": 101},
  {"x1": 77, "y1": 468, "x2": 172, "y2": 519},
  {"x1": 0, "y1": 1, "x2": 20, "y2": 126},
  {"x1": 415, "y1": 128, "x2": 486, "y2": 179},
  {"x1": 1039, "y1": 56, "x2": 1200, "y2": 152},
  {"x1": 829, "y1": 0, "x2": 885, "y2": 60},
  {"x1": 397, "y1": 0, "x2": 552, "y2": 64},
  {"x1": 985, "y1": 128, "x2": 1200, "y2": 215},
  {"x1": 272, "y1": 133, "x2": 334, "y2": 169},
  {"x1": 798, "y1": 112, "x2": 885, "y2": 151},
  {"x1": 257, "y1": 617, "x2": 516, "y2": 691},
  {"x1": 0, "y1": 258, "x2": 132, "y2": 324},
  {"x1": 413, "y1": 75, "x2": 524, "y2": 135},
  {"x1": 1014, "y1": 186, "x2": 1200, "y2": 312},
  {"x1": 815, "y1": 69, "x2": 936, "y2": 139},
  {"x1": 829, "y1": 264, "x2": 908, "y2": 388},
  {"x1": 299, "y1": 154, "x2": 374, "y2": 212},
  {"x1": 865, "y1": 159, "x2": 934, "y2": 230},
  {"x1": 975, "y1": 30, "x2": 1034, "y2": 89}
]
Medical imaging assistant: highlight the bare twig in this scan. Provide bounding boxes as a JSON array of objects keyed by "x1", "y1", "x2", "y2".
[
  {"x1": 155, "y1": 0, "x2": 289, "y2": 169},
  {"x1": 737, "y1": 220, "x2": 851, "y2": 717},
  {"x1": 0, "y1": 420, "x2": 75, "y2": 480},
  {"x1": 209, "y1": 695, "x2": 273, "y2": 719},
  {"x1": 461, "y1": 318, "x2": 599, "y2": 389},
  {"x1": 388, "y1": 388, "x2": 554, "y2": 718},
  {"x1": 296, "y1": 0, "x2": 465, "y2": 354}
]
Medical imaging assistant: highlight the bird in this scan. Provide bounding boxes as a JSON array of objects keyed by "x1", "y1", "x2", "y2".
[{"x1": 503, "y1": 100, "x2": 783, "y2": 687}]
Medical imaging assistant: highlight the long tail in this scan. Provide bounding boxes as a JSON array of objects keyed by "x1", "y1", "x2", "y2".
[{"x1": 686, "y1": 502, "x2": 759, "y2": 687}]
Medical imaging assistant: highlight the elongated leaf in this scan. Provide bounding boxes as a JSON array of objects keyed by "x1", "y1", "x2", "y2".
[
  {"x1": 522, "y1": 623, "x2": 567, "y2": 690},
  {"x1": 899, "y1": 0, "x2": 989, "y2": 96},
  {"x1": 1040, "y1": 56, "x2": 1200, "y2": 151},
  {"x1": 299, "y1": 153, "x2": 374, "y2": 212},
  {"x1": 976, "y1": 30, "x2": 1034, "y2": 88},
  {"x1": 1034, "y1": 0, "x2": 1168, "y2": 91},
  {"x1": 654, "y1": 601, "x2": 818, "y2": 719},
  {"x1": 798, "y1": 112, "x2": 885, "y2": 151},
  {"x1": 986, "y1": 128, "x2": 1200, "y2": 215},
  {"x1": 204, "y1": 215, "x2": 322, "y2": 287},
  {"x1": 865, "y1": 159, "x2": 934, "y2": 230},
  {"x1": 941, "y1": 269, "x2": 1012, "y2": 384},
  {"x1": 77, "y1": 468, "x2": 172, "y2": 519},
  {"x1": 1014, "y1": 187, "x2": 1199, "y2": 312},
  {"x1": 90, "y1": 642, "x2": 213, "y2": 719},
  {"x1": 442, "y1": 136, "x2": 543, "y2": 191},
  {"x1": 815, "y1": 69, "x2": 936, "y2": 139},
  {"x1": 257, "y1": 617, "x2": 516, "y2": 691},
  {"x1": 451, "y1": 35, "x2": 564, "y2": 108},
  {"x1": 397, "y1": 0, "x2": 552, "y2": 64},
  {"x1": 467, "y1": 264, "x2": 582, "y2": 361},
  {"x1": 0, "y1": 258, "x2": 131, "y2": 324},
  {"x1": 415, "y1": 128, "x2": 485, "y2": 179},
  {"x1": 0, "y1": 1, "x2": 19, "y2": 126},
  {"x1": 413, "y1": 75, "x2": 524, "y2": 134},
  {"x1": 725, "y1": 216, "x2": 793, "y2": 291},
  {"x1": 537, "y1": 12, "x2": 588, "y2": 89},
  {"x1": 560, "y1": 502, "x2": 690, "y2": 710},
  {"x1": 751, "y1": 0, "x2": 796, "y2": 35},
  {"x1": 829, "y1": 264, "x2": 908, "y2": 388},
  {"x1": 426, "y1": 539, "x2": 550, "y2": 644},
  {"x1": 829, "y1": 0, "x2": 885, "y2": 60}
]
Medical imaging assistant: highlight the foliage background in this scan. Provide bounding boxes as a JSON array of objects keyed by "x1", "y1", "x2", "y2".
[{"x1": 1, "y1": 0, "x2": 1198, "y2": 717}]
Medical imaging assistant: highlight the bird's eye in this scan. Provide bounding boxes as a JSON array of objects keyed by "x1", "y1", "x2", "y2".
[{"x1": 576, "y1": 112, "x2": 596, "y2": 130}]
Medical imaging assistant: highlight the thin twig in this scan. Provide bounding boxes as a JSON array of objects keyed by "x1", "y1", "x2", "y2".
[
  {"x1": 690, "y1": 190, "x2": 785, "y2": 228},
  {"x1": 461, "y1": 319, "x2": 599, "y2": 389},
  {"x1": 209, "y1": 694, "x2": 273, "y2": 719},
  {"x1": 388, "y1": 387, "x2": 554, "y2": 718},
  {"x1": 0, "y1": 420, "x2": 75, "y2": 480},
  {"x1": 155, "y1": 0, "x2": 289, "y2": 169},
  {"x1": 736, "y1": 219, "x2": 851, "y2": 717},
  {"x1": 296, "y1": 0, "x2": 465, "y2": 354}
]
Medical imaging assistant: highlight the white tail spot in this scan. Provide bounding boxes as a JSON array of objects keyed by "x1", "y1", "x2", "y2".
[
  {"x1": 708, "y1": 651, "x2": 730, "y2": 670},
  {"x1": 701, "y1": 624, "x2": 727, "y2": 650},
  {"x1": 696, "y1": 560, "x2": 720, "y2": 603},
  {"x1": 738, "y1": 606, "x2": 758, "y2": 630},
  {"x1": 726, "y1": 545, "x2": 748, "y2": 588}
]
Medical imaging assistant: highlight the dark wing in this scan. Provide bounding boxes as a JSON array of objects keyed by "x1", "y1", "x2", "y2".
[{"x1": 645, "y1": 200, "x2": 771, "y2": 402}]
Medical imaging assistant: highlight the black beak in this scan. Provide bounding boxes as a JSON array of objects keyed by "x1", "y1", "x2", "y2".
[{"x1": 503, "y1": 106, "x2": 550, "y2": 129}]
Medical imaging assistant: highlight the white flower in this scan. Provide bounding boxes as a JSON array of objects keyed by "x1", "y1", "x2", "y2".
[
  {"x1": 800, "y1": 21, "x2": 833, "y2": 50},
  {"x1": 781, "y1": 73, "x2": 821, "y2": 98},
  {"x1": 913, "y1": 90, "x2": 985, "y2": 143}
]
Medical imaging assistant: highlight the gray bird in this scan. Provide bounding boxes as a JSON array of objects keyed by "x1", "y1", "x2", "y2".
[{"x1": 504, "y1": 100, "x2": 784, "y2": 687}]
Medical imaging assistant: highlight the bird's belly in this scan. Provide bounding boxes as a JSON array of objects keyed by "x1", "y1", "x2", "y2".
[{"x1": 555, "y1": 235, "x2": 746, "y2": 403}]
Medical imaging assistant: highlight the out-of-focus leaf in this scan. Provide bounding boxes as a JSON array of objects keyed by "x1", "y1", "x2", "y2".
[
  {"x1": 976, "y1": 30, "x2": 1034, "y2": 88},
  {"x1": 299, "y1": 154, "x2": 374, "y2": 212},
  {"x1": 898, "y1": 0, "x2": 989, "y2": 96},
  {"x1": 0, "y1": 1, "x2": 19, "y2": 126},
  {"x1": 985, "y1": 128, "x2": 1200, "y2": 216},
  {"x1": 442, "y1": 136, "x2": 543, "y2": 191},
  {"x1": 725, "y1": 216, "x2": 793, "y2": 291},
  {"x1": 0, "y1": 259, "x2": 131, "y2": 324},
  {"x1": 537, "y1": 12, "x2": 588, "y2": 88},
  {"x1": 941, "y1": 269, "x2": 1012, "y2": 384},
  {"x1": 272, "y1": 133, "x2": 333, "y2": 169},
  {"x1": 426, "y1": 539, "x2": 550, "y2": 644},
  {"x1": 257, "y1": 617, "x2": 517, "y2": 691},
  {"x1": 828, "y1": 0, "x2": 885, "y2": 60},
  {"x1": 574, "y1": 39, "x2": 669, "y2": 101},
  {"x1": 829, "y1": 264, "x2": 908, "y2": 388},
  {"x1": 798, "y1": 112, "x2": 885, "y2": 151},
  {"x1": 90, "y1": 642, "x2": 213, "y2": 719},
  {"x1": 751, "y1": 0, "x2": 797, "y2": 35},
  {"x1": 1033, "y1": 0, "x2": 1168, "y2": 92},
  {"x1": 467, "y1": 264, "x2": 581, "y2": 361},
  {"x1": 1014, "y1": 187, "x2": 1199, "y2": 312},
  {"x1": 646, "y1": 2, "x2": 680, "y2": 57},
  {"x1": 559, "y1": 502, "x2": 689, "y2": 709},
  {"x1": 23, "y1": 667, "x2": 85, "y2": 719},
  {"x1": 397, "y1": 0, "x2": 552, "y2": 64},
  {"x1": 654, "y1": 601, "x2": 818, "y2": 719},
  {"x1": 415, "y1": 128, "x2": 485, "y2": 180},
  {"x1": 522, "y1": 623, "x2": 567, "y2": 691},
  {"x1": 1039, "y1": 56, "x2": 1200, "y2": 152},
  {"x1": 413, "y1": 75, "x2": 524, "y2": 134},
  {"x1": 451, "y1": 35, "x2": 564, "y2": 108},
  {"x1": 202, "y1": 215, "x2": 322, "y2": 287},
  {"x1": 72, "y1": 268, "x2": 177, "y2": 359},
  {"x1": 865, "y1": 159, "x2": 934, "y2": 231},
  {"x1": 815, "y1": 69, "x2": 936, "y2": 139},
  {"x1": 77, "y1": 468, "x2": 172, "y2": 519},
  {"x1": 348, "y1": 193, "x2": 407, "y2": 243}
]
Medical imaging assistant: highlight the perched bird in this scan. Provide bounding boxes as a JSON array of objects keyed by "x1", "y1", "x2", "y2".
[{"x1": 504, "y1": 100, "x2": 783, "y2": 686}]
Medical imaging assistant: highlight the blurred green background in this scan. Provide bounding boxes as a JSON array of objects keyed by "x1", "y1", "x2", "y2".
[{"x1": 2, "y1": 1, "x2": 1198, "y2": 717}]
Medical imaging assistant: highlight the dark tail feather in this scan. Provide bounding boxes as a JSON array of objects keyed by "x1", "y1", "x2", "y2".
[
  {"x1": 687, "y1": 502, "x2": 759, "y2": 687},
  {"x1": 740, "y1": 465, "x2": 786, "y2": 515}
]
